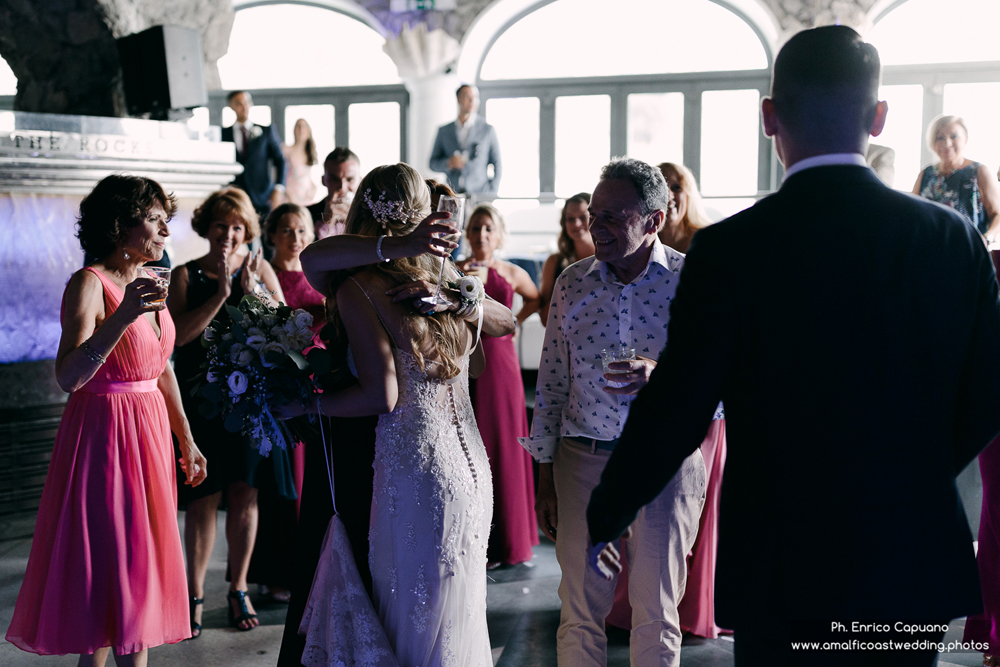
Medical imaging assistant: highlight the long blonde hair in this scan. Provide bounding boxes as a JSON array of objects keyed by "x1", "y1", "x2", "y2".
[
  {"x1": 658, "y1": 162, "x2": 711, "y2": 239},
  {"x1": 331, "y1": 163, "x2": 468, "y2": 379}
]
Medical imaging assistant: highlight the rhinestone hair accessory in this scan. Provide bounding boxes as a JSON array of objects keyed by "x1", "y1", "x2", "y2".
[{"x1": 362, "y1": 188, "x2": 420, "y2": 229}]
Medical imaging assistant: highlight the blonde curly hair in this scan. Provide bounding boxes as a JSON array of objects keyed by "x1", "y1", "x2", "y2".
[{"x1": 331, "y1": 163, "x2": 468, "y2": 379}]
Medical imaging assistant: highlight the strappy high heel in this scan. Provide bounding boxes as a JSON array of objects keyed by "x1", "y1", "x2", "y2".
[
  {"x1": 188, "y1": 596, "x2": 204, "y2": 639},
  {"x1": 227, "y1": 589, "x2": 258, "y2": 631}
]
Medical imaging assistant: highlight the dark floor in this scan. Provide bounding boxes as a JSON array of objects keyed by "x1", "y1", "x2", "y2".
[{"x1": 0, "y1": 512, "x2": 984, "y2": 666}]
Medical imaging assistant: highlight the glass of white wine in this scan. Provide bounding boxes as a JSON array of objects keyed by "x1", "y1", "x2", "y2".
[{"x1": 424, "y1": 195, "x2": 466, "y2": 306}]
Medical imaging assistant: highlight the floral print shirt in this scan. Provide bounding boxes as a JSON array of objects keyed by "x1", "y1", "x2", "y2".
[{"x1": 521, "y1": 238, "x2": 690, "y2": 463}]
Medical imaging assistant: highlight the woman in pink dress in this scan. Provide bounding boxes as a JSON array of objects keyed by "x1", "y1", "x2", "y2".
[
  {"x1": 282, "y1": 119, "x2": 319, "y2": 206},
  {"x1": 458, "y1": 203, "x2": 541, "y2": 566},
  {"x1": 6, "y1": 175, "x2": 208, "y2": 666}
]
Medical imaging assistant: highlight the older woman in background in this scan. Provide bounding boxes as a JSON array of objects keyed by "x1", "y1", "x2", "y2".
[
  {"x1": 457, "y1": 203, "x2": 540, "y2": 567},
  {"x1": 913, "y1": 114, "x2": 1000, "y2": 241},
  {"x1": 656, "y1": 162, "x2": 712, "y2": 253},
  {"x1": 168, "y1": 187, "x2": 289, "y2": 634},
  {"x1": 6, "y1": 174, "x2": 207, "y2": 665},
  {"x1": 539, "y1": 192, "x2": 594, "y2": 324}
]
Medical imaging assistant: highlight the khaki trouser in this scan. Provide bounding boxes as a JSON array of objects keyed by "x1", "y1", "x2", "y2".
[{"x1": 553, "y1": 437, "x2": 706, "y2": 667}]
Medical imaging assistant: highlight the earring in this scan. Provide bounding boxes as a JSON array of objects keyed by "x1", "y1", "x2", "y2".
[{"x1": 123, "y1": 248, "x2": 130, "y2": 260}]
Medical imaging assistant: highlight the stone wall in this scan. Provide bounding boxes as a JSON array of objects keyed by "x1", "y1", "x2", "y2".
[
  {"x1": 762, "y1": 0, "x2": 878, "y2": 35},
  {"x1": 0, "y1": 0, "x2": 233, "y2": 116}
]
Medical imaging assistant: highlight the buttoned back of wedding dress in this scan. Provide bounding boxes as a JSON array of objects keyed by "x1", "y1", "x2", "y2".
[{"x1": 300, "y1": 277, "x2": 493, "y2": 667}]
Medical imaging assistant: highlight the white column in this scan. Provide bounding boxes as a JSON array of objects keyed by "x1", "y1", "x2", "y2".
[
  {"x1": 403, "y1": 72, "x2": 460, "y2": 179},
  {"x1": 383, "y1": 23, "x2": 462, "y2": 179}
]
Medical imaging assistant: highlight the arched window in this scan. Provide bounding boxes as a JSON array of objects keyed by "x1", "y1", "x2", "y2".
[
  {"x1": 869, "y1": 0, "x2": 1000, "y2": 185},
  {"x1": 480, "y1": 0, "x2": 768, "y2": 80},
  {"x1": 212, "y1": 4, "x2": 407, "y2": 178},
  {"x1": 218, "y1": 4, "x2": 400, "y2": 89},
  {"x1": 477, "y1": 0, "x2": 770, "y2": 201},
  {"x1": 868, "y1": 0, "x2": 1000, "y2": 66}
]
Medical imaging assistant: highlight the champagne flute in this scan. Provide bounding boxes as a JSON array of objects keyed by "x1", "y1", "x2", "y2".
[{"x1": 425, "y1": 195, "x2": 466, "y2": 306}]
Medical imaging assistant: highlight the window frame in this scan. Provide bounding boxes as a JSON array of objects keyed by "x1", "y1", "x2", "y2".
[
  {"x1": 881, "y1": 61, "x2": 1000, "y2": 169},
  {"x1": 479, "y1": 69, "x2": 774, "y2": 197},
  {"x1": 206, "y1": 85, "x2": 409, "y2": 164}
]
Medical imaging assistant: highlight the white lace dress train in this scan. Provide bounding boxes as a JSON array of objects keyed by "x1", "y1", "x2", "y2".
[{"x1": 300, "y1": 347, "x2": 492, "y2": 667}]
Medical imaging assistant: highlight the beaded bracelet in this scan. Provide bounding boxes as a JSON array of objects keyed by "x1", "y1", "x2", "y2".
[{"x1": 80, "y1": 339, "x2": 107, "y2": 365}]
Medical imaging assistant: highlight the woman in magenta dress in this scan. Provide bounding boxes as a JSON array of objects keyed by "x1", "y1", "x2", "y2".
[
  {"x1": 6, "y1": 175, "x2": 208, "y2": 666},
  {"x1": 458, "y1": 203, "x2": 541, "y2": 566},
  {"x1": 268, "y1": 202, "x2": 325, "y2": 520}
]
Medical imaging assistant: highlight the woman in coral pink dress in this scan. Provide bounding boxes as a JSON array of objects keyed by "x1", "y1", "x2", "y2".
[
  {"x1": 458, "y1": 203, "x2": 541, "y2": 566},
  {"x1": 5, "y1": 175, "x2": 207, "y2": 666}
]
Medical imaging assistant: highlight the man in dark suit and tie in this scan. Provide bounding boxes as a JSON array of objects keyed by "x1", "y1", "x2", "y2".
[
  {"x1": 430, "y1": 84, "x2": 502, "y2": 195},
  {"x1": 586, "y1": 26, "x2": 1000, "y2": 666},
  {"x1": 221, "y1": 90, "x2": 286, "y2": 217}
]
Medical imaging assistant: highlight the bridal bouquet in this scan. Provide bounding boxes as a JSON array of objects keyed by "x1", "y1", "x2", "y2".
[{"x1": 195, "y1": 294, "x2": 332, "y2": 456}]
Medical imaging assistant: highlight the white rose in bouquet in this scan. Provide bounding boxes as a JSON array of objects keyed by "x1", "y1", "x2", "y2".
[
  {"x1": 247, "y1": 327, "x2": 265, "y2": 337},
  {"x1": 261, "y1": 341, "x2": 290, "y2": 368},
  {"x1": 230, "y1": 344, "x2": 255, "y2": 367},
  {"x1": 207, "y1": 370, "x2": 220, "y2": 383},
  {"x1": 204, "y1": 327, "x2": 217, "y2": 342},
  {"x1": 230, "y1": 343, "x2": 245, "y2": 363},
  {"x1": 227, "y1": 371, "x2": 249, "y2": 396},
  {"x1": 246, "y1": 334, "x2": 268, "y2": 351},
  {"x1": 293, "y1": 310, "x2": 314, "y2": 330}
]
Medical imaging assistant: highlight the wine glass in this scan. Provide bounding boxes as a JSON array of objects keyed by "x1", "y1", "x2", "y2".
[{"x1": 424, "y1": 195, "x2": 466, "y2": 306}]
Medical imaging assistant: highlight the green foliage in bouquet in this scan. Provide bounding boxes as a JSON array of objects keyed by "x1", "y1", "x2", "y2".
[{"x1": 193, "y1": 294, "x2": 333, "y2": 456}]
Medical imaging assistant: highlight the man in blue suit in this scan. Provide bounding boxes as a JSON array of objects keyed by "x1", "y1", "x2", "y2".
[
  {"x1": 430, "y1": 85, "x2": 502, "y2": 195},
  {"x1": 221, "y1": 90, "x2": 286, "y2": 216}
]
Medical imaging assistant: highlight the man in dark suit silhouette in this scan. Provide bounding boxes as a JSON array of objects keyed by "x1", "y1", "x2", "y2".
[
  {"x1": 221, "y1": 90, "x2": 286, "y2": 217},
  {"x1": 586, "y1": 26, "x2": 1000, "y2": 666}
]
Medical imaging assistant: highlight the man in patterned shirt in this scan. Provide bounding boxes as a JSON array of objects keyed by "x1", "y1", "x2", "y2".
[{"x1": 521, "y1": 157, "x2": 707, "y2": 667}]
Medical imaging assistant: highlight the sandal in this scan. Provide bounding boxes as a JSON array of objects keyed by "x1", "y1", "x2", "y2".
[
  {"x1": 188, "y1": 596, "x2": 203, "y2": 639},
  {"x1": 227, "y1": 589, "x2": 258, "y2": 631}
]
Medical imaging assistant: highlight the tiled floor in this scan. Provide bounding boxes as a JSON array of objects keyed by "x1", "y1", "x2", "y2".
[{"x1": 0, "y1": 513, "x2": 985, "y2": 666}]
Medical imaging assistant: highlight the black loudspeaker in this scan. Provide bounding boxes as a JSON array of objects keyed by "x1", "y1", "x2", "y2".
[{"x1": 118, "y1": 25, "x2": 207, "y2": 119}]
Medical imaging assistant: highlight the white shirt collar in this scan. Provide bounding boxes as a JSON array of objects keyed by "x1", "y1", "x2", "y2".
[
  {"x1": 457, "y1": 114, "x2": 478, "y2": 129},
  {"x1": 782, "y1": 152, "x2": 870, "y2": 182},
  {"x1": 586, "y1": 236, "x2": 678, "y2": 285}
]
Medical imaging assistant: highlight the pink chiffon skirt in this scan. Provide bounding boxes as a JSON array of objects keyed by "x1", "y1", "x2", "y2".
[{"x1": 6, "y1": 388, "x2": 190, "y2": 655}]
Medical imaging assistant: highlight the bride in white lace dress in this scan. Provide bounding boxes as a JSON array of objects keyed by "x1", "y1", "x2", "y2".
[{"x1": 286, "y1": 164, "x2": 498, "y2": 666}]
